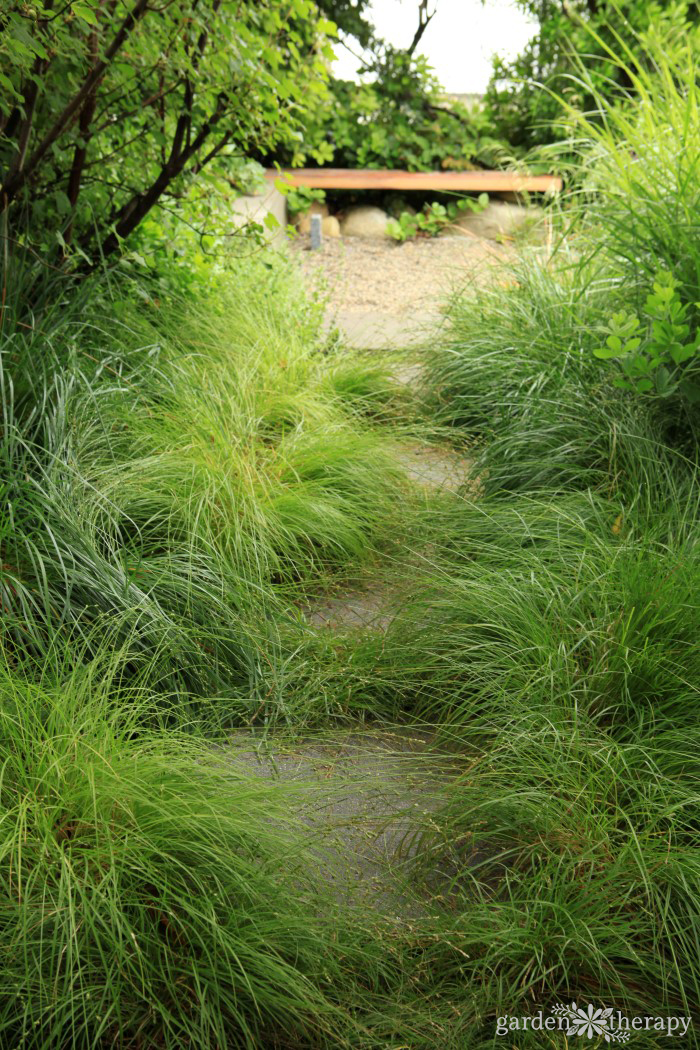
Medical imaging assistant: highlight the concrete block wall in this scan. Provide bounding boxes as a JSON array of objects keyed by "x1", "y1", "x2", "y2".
[{"x1": 230, "y1": 184, "x2": 287, "y2": 243}]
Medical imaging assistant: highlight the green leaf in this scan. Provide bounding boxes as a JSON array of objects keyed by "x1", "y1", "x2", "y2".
[
  {"x1": 0, "y1": 72, "x2": 16, "y2": 96},
  {"x1": 679, "y1": 379, "x2": 700, "y2": 403},
  {"x1": 54, "y1": 190, "x2": 71, "y2": 216},
  {"x1": 654, "y1": 366, "x2": 675, "y2": 397},
  {"x1": 72, "y1": 2, "x2": 99, "y2": 24},
  {"x1": 670, "y1": 343, "x2": 697, "y2": 365}
]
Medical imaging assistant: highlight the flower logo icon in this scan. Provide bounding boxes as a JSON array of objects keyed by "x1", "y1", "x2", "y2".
[
  {"x1": 568, "y1": 1003, "x2": 614, "y2": 1039},
  {"x1": 551, "y1": 1002, "x2": 629, "y2": 1042}
]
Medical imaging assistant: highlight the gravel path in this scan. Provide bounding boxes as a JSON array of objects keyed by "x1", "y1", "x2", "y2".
[{"x1": 290, "y1": 233, "x2": 510, "y2": 317}]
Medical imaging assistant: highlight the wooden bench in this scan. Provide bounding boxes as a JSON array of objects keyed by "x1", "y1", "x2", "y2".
[{"x1": 266, "y1": 168, "x2": 563, "y2": 194}]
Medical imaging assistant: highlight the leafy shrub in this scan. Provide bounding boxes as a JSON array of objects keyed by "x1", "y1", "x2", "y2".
[
  {"x1": 387, "y1": 194, "x2": 488, "y2": 241},
  {"x1": 0, "y1": 0, "x2": 336, "y2": 266},
  {"x1": 284, "y1": 48, "x2": 505, "y2": 172},
  {"x1": 595, "y1": 271, "x2": 700, "y2": 400},
  {"x1": 558, "y1": 22, "x2": 700, "y2": 440},
  {"x1": 284, "y1": 185, "x2": 327, "y2": 217}
]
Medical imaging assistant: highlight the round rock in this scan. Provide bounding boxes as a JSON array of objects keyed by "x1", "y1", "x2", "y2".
[
  {"x1": 340, "y1": 205, "x2": 391, "y2": 239},
  {"x1": 296, "y1": 201, "x2": 329, "y2": 235},
  {"x1": 321, "y1": 215, "x2": 341, "y2": 238},
  {"x1": 453, "y1": 200, "x2": 543, "y2": 241}
]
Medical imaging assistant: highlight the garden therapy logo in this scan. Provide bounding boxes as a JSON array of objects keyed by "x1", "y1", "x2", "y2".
[{"x1": 496, "y1": 1001, "x2": 692, "y2": 1040}]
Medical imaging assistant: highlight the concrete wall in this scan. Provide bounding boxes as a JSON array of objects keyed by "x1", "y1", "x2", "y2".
[{"x1": 230, "y1": 184, "x2": 287, "y2": 243}]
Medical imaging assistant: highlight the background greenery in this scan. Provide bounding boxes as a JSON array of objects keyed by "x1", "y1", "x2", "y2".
[
  {"x1": 2, "y1": 1, "x2": 700, "y2": 1047},
  {"x1": 0, "y1": 0, "x2": 334, "y2": 265},
  {"x1": 485, "y1": 0, "x2": 700, "y2": 151}
]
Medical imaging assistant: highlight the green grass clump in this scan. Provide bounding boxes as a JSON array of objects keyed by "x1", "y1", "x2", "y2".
[
  {"x1": 371, "y1": 44, "x2": 700, "y2": 991},
  {"x1": 415, "y1": 707, "x2": 700, "y2": 1031},
  {"x1": 370, "y1": 486, "x2": 699, "y2": 729},
  {"x1": 393, "y1": 43, "x2": 700, "y2": 1013},
  {"x1": 569, "y1": 22, "x2": 700, "y2": 320},
  {"x1": 423, "y1": 252, "x2": 687, "y2": 499},
  {"x1": 1, "y1": 253, "x2": 409, "y2": 708},
  {"x1": 353, "y1": 487, "x2": 700, "y2": 1028},
  {"x1": 77, "y1": 262, "x2": 408, "y2": 585},
  {"x1": 425, "y1": 27, "x2": 700, "y2": 498},
  {"x1": 0, "y1": 646, "x2": 389, "y2": 1049}
]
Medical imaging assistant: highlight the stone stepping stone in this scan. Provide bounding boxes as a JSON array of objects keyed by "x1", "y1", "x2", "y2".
[
  {"x1": 327, "y1": 310, "x2": 442, "y2": 350},
  {"x1": 302, "y1": 442, "x2": 473, "y2": 631},
  {"x1": 224, "y1": 728, "x2": 461, "y2": 918},
  {"x1": 392, "y1": 442, "x2": 472, "y2": 493}
]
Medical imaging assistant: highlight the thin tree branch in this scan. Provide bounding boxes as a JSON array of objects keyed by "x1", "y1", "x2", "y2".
[
  {"x1": 407, "y1": 0, "x2": 436, "y2": 56},
  {"x1": 7, "y1": 75, "x2": 40, "y2": 179},
  {"x1": 192, "y1": 130, "x2": 231, "y2": 172},
  {"x1": 0, "y1": 0, "x2": 150, "y2": 206},
  {"x1": 65, "y1": 17, "x2": 102, "y2": 245},
  {"x1": 88, "y1": 93, "x2": 229, "y2": 264},
  {"x1": 3, "y1": 0, "x2": 54, "y2": 176},
  {"x1": 92, "y1": 82, "x2": 180, "y2": 135},
  {"x1": 426, "y1": 102, "x2": 469, "y2": 125}
]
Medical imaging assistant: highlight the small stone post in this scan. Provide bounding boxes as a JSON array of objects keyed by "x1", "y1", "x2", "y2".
[{"x1": 310, "y1": 213, "x2": 322, "y2": 251}]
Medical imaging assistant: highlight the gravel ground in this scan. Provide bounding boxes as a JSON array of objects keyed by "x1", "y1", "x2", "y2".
[{"x1": 289, "y1": 232, "x2": 511, "y2": 316}]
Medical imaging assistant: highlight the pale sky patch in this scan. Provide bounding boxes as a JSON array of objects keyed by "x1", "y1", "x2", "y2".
[{"x1": 333, "y1": 0, "x2": 537, "y2": 93}]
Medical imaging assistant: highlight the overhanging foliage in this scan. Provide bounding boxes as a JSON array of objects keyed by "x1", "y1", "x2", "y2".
[{"x1": 0, "y1": 0, "x2": 335, "y2": 265}]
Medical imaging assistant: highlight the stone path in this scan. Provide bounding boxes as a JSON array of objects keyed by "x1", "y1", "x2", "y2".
[
  {"x1": 225, "y1": 234, "x2": 493, "y2": 920},
  {"x1": 302, "y1": 440, "x2": 472, "y2": 631},
  {"x1": 392, "y1": 442, "x2": 472, "y2": 492},
  {"x1": 328, "y1": 308, "x2": 441, "y2": 349},
  {"x1": 226, "y1": 727, "x2": 462, "y2": 916}
]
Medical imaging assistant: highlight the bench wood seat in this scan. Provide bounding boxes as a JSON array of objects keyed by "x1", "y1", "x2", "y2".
[{"x1": 266, "y1": 168, "x2": 563, "y2": 193}]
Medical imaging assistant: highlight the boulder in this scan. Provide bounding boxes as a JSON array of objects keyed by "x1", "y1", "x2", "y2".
[
  {"x1": 340, "y1": 205, "x2": 391, "y2": 239},
  {"x1": 321, "y1": 215, "x2": 341, "y2": 238},
  {"x1": 453, "y1": 200, "x2": 543, "y2": 241},
  {"x1": 296, "y1": 201, "x2": 329, "y2": 235}
]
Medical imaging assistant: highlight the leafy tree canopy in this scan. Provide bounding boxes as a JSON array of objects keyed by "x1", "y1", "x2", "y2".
[
  {"x1": 284, "y1": 47, "x2": 503, "y2": 171},
  {"x1": 269, "y1": 1, "x2": 504, "y2": 173},
  {"x1": 0, "y1": 0, "x2": 335, "y2": 266},
  {"x1": 316, "y1": 0, "x2": 375, "y2": 49}
]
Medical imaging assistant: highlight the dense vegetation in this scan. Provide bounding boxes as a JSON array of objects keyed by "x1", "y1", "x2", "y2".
[
  {"x1": 293, "y1": 0, "x2": 700, "y2": 169},
  {"x1": 411, "y1": 23, "x2": 700, "y2": 1031},
  {"x1": 2, "y1": 2, "x2": 700, "y2": 1047},
  {"x1": 284, "y1": 46, "x2": 504, "y2": 172},
  {"x1": 0, "y1": 0, "x2": 335, "y2": 263},
  {"x1": 486, "y1": 0, "x2": 700, "y2": 151}
]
